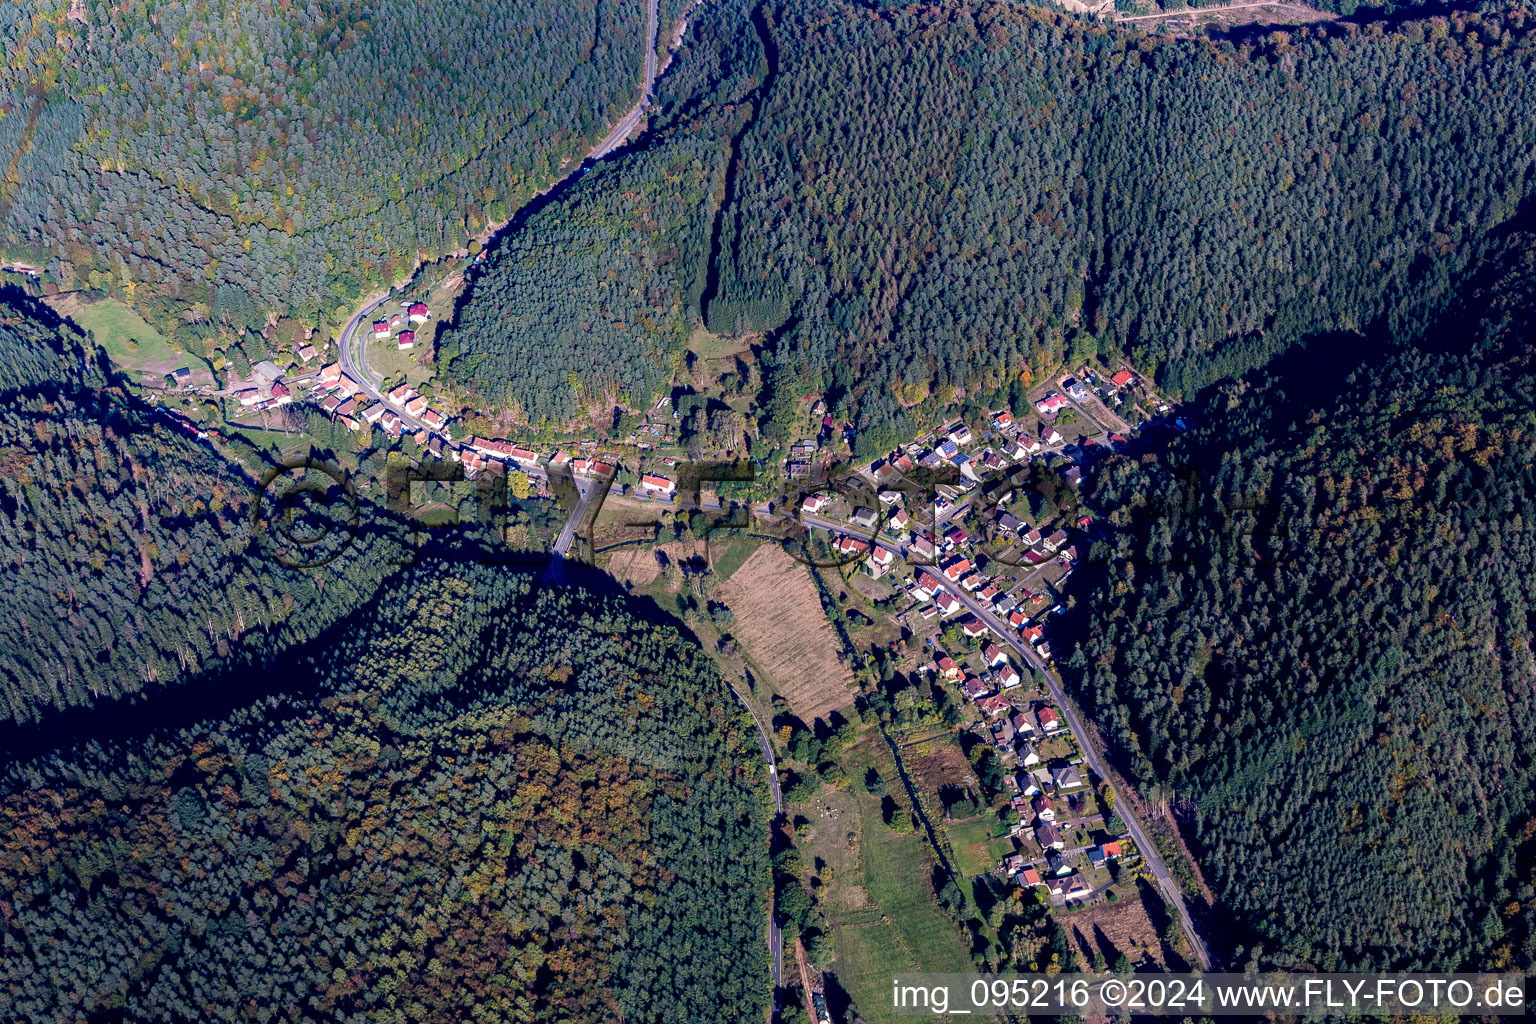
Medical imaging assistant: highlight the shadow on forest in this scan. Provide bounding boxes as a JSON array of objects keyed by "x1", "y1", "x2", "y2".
[{"x1": 0, "y1": 527, "x2": 713, "y2": 767}]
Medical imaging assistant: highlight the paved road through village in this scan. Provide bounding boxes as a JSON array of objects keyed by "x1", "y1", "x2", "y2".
[{"x1": 765, "y1": 508, "x2": 1217, "y2": 971}]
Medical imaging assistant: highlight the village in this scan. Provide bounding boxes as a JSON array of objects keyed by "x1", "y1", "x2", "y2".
[{"x1": 769, "y1": 362, "x2": 1176, "y2": 913}]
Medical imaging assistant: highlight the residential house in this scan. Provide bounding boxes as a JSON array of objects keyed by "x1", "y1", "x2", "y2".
[
  {"x1": 1060, "y1": 876, "x2": 1094, "y2": 902},
  {"x1": 1022, "y1": 527, "x2": 1042, "y2": 546},
  {"x1": 993, "y1": 410, "x2": 1015, "y2": 430},
  {"x1": 1111, "y1": 370, "x2": 1137, "y2": 388},
  {"x1": 387, "y1": 384, "x2": 415, "y2": 407},
  {"x1": 1051, "y1": 765, "x2": 1084, "y2": 790},
  {"x1": 373, "y1": 320, "x2": 390, "y2": 339},
  {"x1": 1012, "y1": 711, "x2": 1035, "y2": 735},
  {"x1": 997, "y1": 512, "x2": 1026, "y2": 534},
  {"x1": 942, "y1": 557, "x2": 972, "y2": 583},
  {"x1": 333, "y1": 398, "x2": 357, "y2": 419},
  {"x1": 963, "y1": 677, "x2": 990, "y2": 700},
  {"x1": 889, "y1": 508, "x2": 912, "y2": 531},
  {"x1": 320, "y1": 395, "x2": 342, "y2": 415},
  {"x1": 641, "y1": 473, "x2": 676, "y2": 497},
  {"x1": 878, "y1": 489, "x2": 903, "y2": 506},
  {"x1": 1064, "y1": 377, "x2": 1090, "y2": 401},
  {"x1": 408, "y1": 302, "x2": 429, "y2": 324},
  {"x1": 1101, "y1": 841, "x2": 1123, "y2": 859},
  {"x1": 1031, "y1": 795, "x2": 1056, "y2": 822},
  {"x1": 961, "y1": 617, "x2": 990, "y2": 639},
  {"x1": 405, "y1": 395, "x2": 428, "y2": 417},
  {"x1": 397, "y1": 330, "x2": 415, "y2": 351},
  {"x1": 1041, "y1": 423, "x2": 1064, "y2": 445},
  {"x1": 235, "y1": 389, "x2": 263, "y2": 407},
  {"x1": 1018, "y1": 742, "x2": 1040, "y2": 767},
  {"x1": 1035, "y1": 823, "x2": 1064, "y2": 850},
  {"x1": 977, "y1": 694, "x2": 1011, "y2": 716},
  {"x1": 865, "y1": 545, "x2": 895, "y2": 579},
  {"x1": 913, "y1": 572, "x2": 946, "y2": 601},
  {"x1": 912, "y1": 535, "x2": 937, "y2": 561},
  {"x1": 1035, "y1": 393, "x2": 1070, "y2": 415},
  {"x1": 835, "y1": 535, "x2": 869, "y2": 557},
  {"x1": 935, "y1": 592, "x2": 961, "y2": 617},
  {"x1": 1036, "y1": 707, "x2": 1061, "y2": 733},
  {"x1": 936, "y1": 656, "x2": 961, "y2": 681},
  {"x1": 1003, "y1": 853, "x2": 1027, "y2": 876},
  {"x1": 849, "y1": 506, "x2": 878, "y2": 529},
  {"x1": 419, "y1": 409, "x2": 446, "y2": 431},
  {"x1": 997, "y1": 663, "x2": 1022, "y2": 689},
  {"x1": 993, "y1": 718, "x2": 1016, "y2": 747},
  {"x1": 297, "y1": 345, "x2": 317, "y2": 363},
  {"x1": 319, "y1": 362, "x2": 342, "y2": 384},
  {"x1": 1045, "y1": 850, "x2": 1071, "y2": 876},
  {"x1": 802, "y1": 493, "x2": 829, "y2": 514},
  {"x1": 949, "y1": 423, "x2": 973, "y2": 445},
  {"x1": 1043, "y1": 529, "x2": 1069, "y2": 552},
  {"x1": 1020, "y1": 865, "x2": 1043, "y2": 886}
]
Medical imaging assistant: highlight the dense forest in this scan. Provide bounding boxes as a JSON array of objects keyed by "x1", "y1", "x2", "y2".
[
  {"x1": 443, "y1": 0, "x2": 1536, "y2": 449},
  {"x1": 0, "y1": 1, "x2": 645, "y2": 337},
  {"x1": 0, "y1": 565, "x2": 769, "y2": 1022},
  {"x1": 0, "y1": 290, "x2": 407, "y2": 723},
  {"x1": 1064, "y1": 233, "x2": 1536, "y2": 972}
]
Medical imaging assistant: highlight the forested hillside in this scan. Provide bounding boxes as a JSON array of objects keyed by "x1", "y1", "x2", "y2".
[
  {"x1": 443, "y1": 1, "x2": 1536, "y2": 447},
  {"x1": 0, "y1": 566, "x2": 769, "y2": 1023},
  {"x1": 1066, "y1": 236, "x2": 1536, "y2": 971},
  {"x1": 0, "y1": 291, "x2": 400, "y2": 723},
  {"x1": 0, "y1": 1, "x2": 645, "y2": 335}
]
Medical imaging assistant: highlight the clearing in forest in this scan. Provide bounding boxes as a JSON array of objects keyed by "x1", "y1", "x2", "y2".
[{"x1": 719, "y1": 544, "x2": 854, "y2": 722}]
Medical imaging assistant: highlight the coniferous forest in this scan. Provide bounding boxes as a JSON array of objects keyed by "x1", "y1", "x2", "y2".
[
  {"x1": 0, "y1": 565, "x2": 769, "y2": 1024},
  {"x1": 1064, "y1": 231, "x2": 1536, "y2": 973},
  {"x1": 444, "y1": 1, "x2": 1536, "y2": 447},
  {"x1": 0, "y1": 292, "x2": 410, "y2": 723},
  {"x1": 0, "y1": 1, "x2": 645, "y2": 334}
]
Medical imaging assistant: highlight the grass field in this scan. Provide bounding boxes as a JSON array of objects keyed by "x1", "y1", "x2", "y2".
[
  {"x1": 46, "y1": 294, "x2": 184, "y2": 380},
  {"x1": 709, "y1": 534, "x2": 760, "y2": 581},
  {"x1": 687, "y1": 325, "x2": 751, "y2": 361},
  {"x1": 952, "y1": 840, "x2": 996, "y2": 878},
  {"x1": 719, "y1": 545, "x2": 855, "y2": 723},
  {"x1": 364, "y1": 333, "x2": 433, "y2": 388},
  {"x1": 827, "y1": 744, "x2": 977, "y2": 1023}
]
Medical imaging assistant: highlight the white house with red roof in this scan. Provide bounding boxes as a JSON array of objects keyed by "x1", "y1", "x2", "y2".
[
  {"x1": 641, "y1": 473, "x2": 676, "y2": 496},
  {"x1": 408, "y1": 302, "x2": 429, "y2": 324},
  {"x1": 864, "y1": 545, "x2": 895, "y2": 579},
  {"x1": 373, "y1": 320, "x2": 390, "y2": 339},
  {"x1": 397, "y1": 330, "x2": 415, "y2": 351},
  {"x1": 1035, "y1": 393, "x2": 1070, "y2": 415}
]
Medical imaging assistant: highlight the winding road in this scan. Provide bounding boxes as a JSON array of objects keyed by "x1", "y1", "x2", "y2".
[{"x1": 333, "y1": 0, "x2": 664, "y2": 429}]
